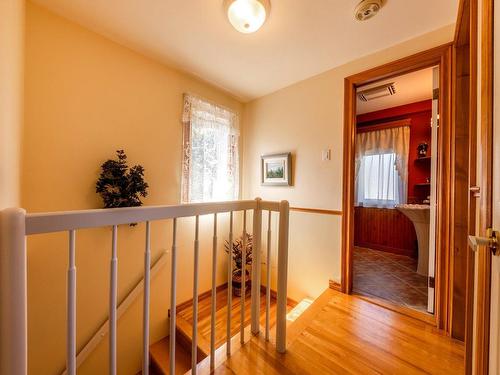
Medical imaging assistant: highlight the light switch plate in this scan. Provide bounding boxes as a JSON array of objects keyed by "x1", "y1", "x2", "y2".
[{"x1": 322, "y1": 149, "x2": 331, "y2": 161}]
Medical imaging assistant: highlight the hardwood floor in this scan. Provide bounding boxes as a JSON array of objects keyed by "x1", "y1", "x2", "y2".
[{"x1": 213, "y1": 290, "x2": 464, "y2": 374}]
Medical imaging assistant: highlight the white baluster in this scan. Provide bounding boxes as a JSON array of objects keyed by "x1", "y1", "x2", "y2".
[
  {"x1": 143, "y1": 222, "x2": 151, "y2": 375},
  {"x1": 109, "y1": 225, "x2": 118, "y2": 375},
  {"x1": 240, "y1": 211, "x2": 247, "y2": 344},
  {"x1": 251, "y1": 198, "x2": 262, "y2": 335},
  {"x1": 192, "y1": 216, "x2": 200, "y2": 374},
  {"x1": 226, "y1": 211, "x2": 233, "y2": 355},
  {"x1": 0, "y1": 208, "x2": 27, "y2": 375},
  {"x1": 67, "y1": 230, "x2": 76, "y2": 375},
  {"x1": 169, "y1": 218, "x2": 177, "y2": 375},
  {"x1": 210, "y1": 214, "x2": 217, "y2": 371},
  {"x1": 276, "y1": 201, "x2": 289, "y2": 353},
  {"x1": 265, "y1": 211, "x2": 272, "y2": 341}
]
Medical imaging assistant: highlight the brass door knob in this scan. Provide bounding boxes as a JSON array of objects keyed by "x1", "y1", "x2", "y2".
[{"x1": 468, "y1": 228, "x2": 499, "y2": 255}]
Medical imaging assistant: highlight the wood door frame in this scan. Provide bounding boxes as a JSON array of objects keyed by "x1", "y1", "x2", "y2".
[
  {"x1": 473, "y1": 0, "x2": 494, "y2": 373},
  {"x1": 341, "y1": 44, "x2": 453, "y2": 330},
  {"x1": 452, "y1": 0, "x2": 480, "y2": 371}
]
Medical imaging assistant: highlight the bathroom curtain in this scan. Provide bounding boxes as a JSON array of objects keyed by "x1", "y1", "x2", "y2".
[
  {"x1": 355, "y1": 125, "x2": 410, "y2": 208},
  {"x1": 181, "y1": 94, "x2": 239, "y2": 203}
]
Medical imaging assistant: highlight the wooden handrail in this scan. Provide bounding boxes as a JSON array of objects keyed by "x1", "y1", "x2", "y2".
[{"x1": 290, "y1": 207, "x2": 343, "y2": 216}]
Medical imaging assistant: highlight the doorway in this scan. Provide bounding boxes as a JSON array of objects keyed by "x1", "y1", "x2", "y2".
[
  {"x1": 341, "y1": 45, "x2": 453, "y2": 329},
  {"x1": 351, "y1": 66, "x2": 439, "y2": 315}
]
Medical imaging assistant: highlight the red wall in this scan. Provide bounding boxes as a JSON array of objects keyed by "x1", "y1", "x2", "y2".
[{"x1": 357, "y1": 100, "x2": 432, "y2": 203}]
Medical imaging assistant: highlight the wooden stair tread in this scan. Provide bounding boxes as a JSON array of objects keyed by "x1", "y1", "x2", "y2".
[
  {"x1": 188, "y1": 325, "x2": 253, "y2": 375},
  {"x1": 149, "y1": 337, "x2": 192, "y2": 375},
  {"x1": 175, "y1": 315, "x2": 211, "y2": 358},
  {"x1": 175, "y1": 285, "x2": 293, "y2": 352}
]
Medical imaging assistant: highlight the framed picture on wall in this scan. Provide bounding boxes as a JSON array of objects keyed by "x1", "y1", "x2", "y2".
[{"x1": 261, "y1": 153, "x2": 292, "y2": 186}]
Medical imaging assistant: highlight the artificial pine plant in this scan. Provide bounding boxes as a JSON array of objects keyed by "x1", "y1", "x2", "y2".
[
  {"x1": 96, "y1": 150, "x2": 149, "y2": 209},
  {"x1": 225, "y1": 233, "x2": 253, "y2": 274},
  {"x1": 225, "y1": 233, "x2": 253, "y2": 296}
]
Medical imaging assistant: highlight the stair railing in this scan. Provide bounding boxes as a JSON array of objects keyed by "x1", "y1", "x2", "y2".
[
  {"x1": 61, "y1": 251, "x2": 169, "y2": 375},
  {"x1": 0, "y1": 198, "x2": 290, "y2": 375}
]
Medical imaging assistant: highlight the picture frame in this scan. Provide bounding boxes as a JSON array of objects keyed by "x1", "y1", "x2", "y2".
[{"x1": 261, "y1": 153, "x2": 292, "y2": 186}]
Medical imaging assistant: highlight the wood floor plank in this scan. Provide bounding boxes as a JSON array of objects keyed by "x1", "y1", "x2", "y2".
[{"x1": 220, "y1": 290, "x2": 464, "y2": 374}]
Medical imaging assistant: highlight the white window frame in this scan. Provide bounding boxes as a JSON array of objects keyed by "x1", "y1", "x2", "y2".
[
  {"x1": 358, "y1": 152, "x2": 402, "y2": 208},
  {"x1": 181, "y1": 94, "x2": 239, "y2": 203}
]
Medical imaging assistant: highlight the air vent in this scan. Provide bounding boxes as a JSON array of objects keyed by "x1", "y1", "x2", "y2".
[{"x1": 357, "y1": 82, "x2": 396, "y2": 102}]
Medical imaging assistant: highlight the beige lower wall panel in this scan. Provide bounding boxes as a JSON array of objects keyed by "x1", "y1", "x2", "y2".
[{"x1": 261, "y1": 211, "x2": 341, "y2": 302}]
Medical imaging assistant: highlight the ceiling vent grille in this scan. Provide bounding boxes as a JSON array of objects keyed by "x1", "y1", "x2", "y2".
[{"x1": 357, "y1": 82, "x2": 396, "y2": 102}]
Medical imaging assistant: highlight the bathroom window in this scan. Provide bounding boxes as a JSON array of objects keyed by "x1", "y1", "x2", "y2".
[
  {"x1": 355, "y1": 126, "x2": 409, "y2": 208},
  {"x1": 181, "y1": 94, "x2": 239, "y2": 203},
  {"x1": 359, "y1": 152, "x2": 401, "y2": 207}
]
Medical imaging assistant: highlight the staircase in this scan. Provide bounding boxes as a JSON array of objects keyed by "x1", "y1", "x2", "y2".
[
  {"x1": 148, "y1": 285, "x2": 295, "y2": 374},
  {"x1": 149, "y1": 337, "x2": 191, "y2": 375}
]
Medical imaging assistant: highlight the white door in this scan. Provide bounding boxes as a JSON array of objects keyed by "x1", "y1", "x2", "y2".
[
  {"x1": 489, "y1": 1, "x2": 500, "y2": 371},
  {"x1": 427, "y1": 66, "x2": 439, "y2": 314}
]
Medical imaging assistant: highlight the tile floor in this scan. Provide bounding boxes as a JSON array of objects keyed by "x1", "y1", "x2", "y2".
[{"x1": 352, "y1": 246, "x2": 429, "y2": 313}]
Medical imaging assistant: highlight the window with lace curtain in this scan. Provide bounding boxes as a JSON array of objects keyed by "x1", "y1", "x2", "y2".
[
  {"x1": 181, "y1": 94, "x2": 239, "y2": 203},
  {"x1": 355, "y1": 125, "x2": 410, "y2": 208},
  {"x1": 359, "y1": 152, "x2": 401, "y2": 206}
]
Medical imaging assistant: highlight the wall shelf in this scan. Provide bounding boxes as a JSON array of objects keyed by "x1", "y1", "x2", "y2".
[{"x1": 414, "y1": 156, "x2": 432, "y2": 162}]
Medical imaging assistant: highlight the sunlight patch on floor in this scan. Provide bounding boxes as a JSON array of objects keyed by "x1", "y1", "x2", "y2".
[{"x1": 286, "y1": 297, "x2": 314, "y2": 322}]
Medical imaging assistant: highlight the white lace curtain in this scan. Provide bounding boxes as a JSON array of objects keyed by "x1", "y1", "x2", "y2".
[
  {"x1": 181, "y1": 94, "x2": 239, "y2": 203},
  {"x1": 355, "y1": 126, "x2": 410, "y2": 208}
]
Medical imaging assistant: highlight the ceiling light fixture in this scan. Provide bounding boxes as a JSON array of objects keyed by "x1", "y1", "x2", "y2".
[{"x1": 225, "y1": 0, "x2": 270, "y2": 34}]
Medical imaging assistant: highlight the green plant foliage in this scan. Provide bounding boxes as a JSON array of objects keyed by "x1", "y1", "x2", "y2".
[{"x1": 96, "y1": 150, "x2": 149, "y2": 209}]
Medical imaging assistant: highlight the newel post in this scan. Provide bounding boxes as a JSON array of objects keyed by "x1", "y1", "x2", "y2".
[
  {"x1": 251, "y1": 197, "x2": 262, "y2": 334},
  {"x1": 276, "y1": 200, "x2": 289, "y2": 353},
  {"x1": 0, "y1": 208, "x2": 27, "y2": 375}
]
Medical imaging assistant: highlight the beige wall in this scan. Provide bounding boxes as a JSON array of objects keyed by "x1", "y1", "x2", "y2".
[
  {"x1": 22, "y1": 1, "x2": 457, "y2": 371},
  {"x1": 0, "y1": 0, "x2": 24, "y2": 208},
  {"x1": 23, "y1": 3, "x2": 242, "y2": 374},
  {"x1": 242, "y1": 24, "x2": 455, "y2": 301}
]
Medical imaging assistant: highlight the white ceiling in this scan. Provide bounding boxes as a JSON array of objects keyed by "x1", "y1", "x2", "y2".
[
  {"x1": 31, "y1": 0, "x2": 459, "y2": 101},
  {"x1": 356, "y1": 67, "x2": 434, "y2": 114}
]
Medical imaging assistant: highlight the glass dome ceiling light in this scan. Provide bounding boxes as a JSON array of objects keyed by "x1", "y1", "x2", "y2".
[{"x1": 225, "y1": 0, "x2": 270, "y2": 34}]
